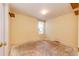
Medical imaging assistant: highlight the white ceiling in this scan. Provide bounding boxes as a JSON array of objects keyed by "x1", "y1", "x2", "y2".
[{"x1": 10, "y1": 3, "x2": 73, "y2": 20}]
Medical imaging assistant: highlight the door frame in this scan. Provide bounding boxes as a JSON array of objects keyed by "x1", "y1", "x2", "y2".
[{"x1": 3, "y1": 3, "x2": 9, "y2": 56}]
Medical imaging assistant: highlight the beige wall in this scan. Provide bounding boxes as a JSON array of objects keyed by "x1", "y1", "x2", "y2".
[
  {"x1": 45, "y1": 13, "x2": 78, "y2": 49},
  {"x1": 10, "y1": 12, "x2": 40, "y2": 46},
  {"x1": 10, "y1": 11, "x2": 78, "y2": 50}
]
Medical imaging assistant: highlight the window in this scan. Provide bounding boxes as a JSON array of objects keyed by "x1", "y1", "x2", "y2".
[{"x1": 38, "y1": 21, "x2": 45, "y2": 34}]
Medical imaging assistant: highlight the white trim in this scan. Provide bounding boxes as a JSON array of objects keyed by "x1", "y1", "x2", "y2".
[
  {"x1": 3, "y1": 4, "x2": 9, "y2": 56},
  {"x1": 0, "y1": 0, "x2": 79, "y2": 3}
]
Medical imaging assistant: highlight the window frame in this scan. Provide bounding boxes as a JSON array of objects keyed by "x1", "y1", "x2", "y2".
[{"x1": 37, "y1": 20, "x2": 45, "y2": 34}]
